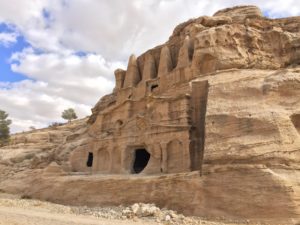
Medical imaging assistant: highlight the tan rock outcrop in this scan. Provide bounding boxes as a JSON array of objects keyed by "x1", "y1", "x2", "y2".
[
  {"x1": 176, "y1": 36, "x2": 193, "y2": 69},
  {"x1": 123, "y1": 54, "x2": 141, "y2": 88},
  {"x1": 1, "y1": 5, "x2": 300, "y2": 223},
  {"x1": 142, "y1": 53, "x2": 157, "y2": 81},
  {"x1": 43, "y1": 161, "x2": 66, "y2": 175},
  {"x1": 114, "y1": 69, "x2": 126, "y2": 91},
  {"x1": 157, "y1": 45, "x2": 173, "y2": 77},
  {"x1": 213, "y1": 5, "x2": 263, "y2": 22},
  {"x1": 77, "y1": 5, "x2": 300, "y2": 177}
]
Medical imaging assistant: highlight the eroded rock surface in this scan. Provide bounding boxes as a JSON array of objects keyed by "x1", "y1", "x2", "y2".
[{"x1": 1, "y1": 5, "x2": 300, "y2": 223}]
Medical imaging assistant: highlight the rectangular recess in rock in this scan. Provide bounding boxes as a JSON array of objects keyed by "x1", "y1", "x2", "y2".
[
  {"x1": 86, "y1": 152, "x2": 94, "y2": 167},
  {"x1": 190, "y1": 80, "x2": 209, "y2": 172}
]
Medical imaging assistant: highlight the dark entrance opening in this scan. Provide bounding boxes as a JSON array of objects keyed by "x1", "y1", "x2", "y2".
[
  {"x1": 133, "y1": 149, "x2": 150, "y2": 173},
  {"x1": 86, "y1": 152, "x2": 93, "y2": 167},
  {"x1": 151, "y1": 84, "x2": 159, "y2": 92}
]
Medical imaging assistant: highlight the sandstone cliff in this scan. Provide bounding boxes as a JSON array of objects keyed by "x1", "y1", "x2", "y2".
[
  {"x1": 1, "y1": 5, "x2": 300, "y2": 224},
  {"x1": 0, "y1": 119, "x2": 87, "y2": 182}
]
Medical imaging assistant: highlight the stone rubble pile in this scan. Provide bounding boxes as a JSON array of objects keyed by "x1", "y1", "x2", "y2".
[
  {"x1": 72, "y1": 203, "x2": 202, "y2": 224},
  {"x1": 121, "y1": 203, "x2": 187, "y2": 223},
  {"x1": 0, "y1": 195, "x2": 266, "y2": 224}
]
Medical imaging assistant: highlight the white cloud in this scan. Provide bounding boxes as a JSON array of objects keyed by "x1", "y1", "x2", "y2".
[
  {"x1": 0, "y1": 0, "x2": 299, "y2": 133},
  {"x1": 0, "y1": 50, "x2": 120, "y2": 132},
  {"x1": 0, "y1": 0, "x2": 48, "y2": 27},
  {"x1": 0, "y1": 32, "x2": 18, "y2": 47},
  {"x1": 3, "y1": 0, "x2": 298, "y2": 59},
  {"x1": 0, "y1": 79, "x2": 95, "y2": 132},
  {"x1": 1, "y1": 1, "x2": 299, "y2": 58}
]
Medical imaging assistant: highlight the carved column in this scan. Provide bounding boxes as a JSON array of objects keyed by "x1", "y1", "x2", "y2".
[{"x1": 123, "y1": 54, "x2": 141, "y2": 88}]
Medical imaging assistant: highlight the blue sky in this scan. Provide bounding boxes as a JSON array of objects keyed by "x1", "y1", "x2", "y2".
[
  {"x1": 0, "y1": 24, "x2": 29, "y2": 82},
  {"x1": 0, "y1": 0, "x2": 299, "y2": 133}
]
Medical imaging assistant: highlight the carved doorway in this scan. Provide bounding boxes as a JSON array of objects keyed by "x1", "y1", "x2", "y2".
[{"x1": 133, "y1": 149, "x2": 150, "y2": 173}]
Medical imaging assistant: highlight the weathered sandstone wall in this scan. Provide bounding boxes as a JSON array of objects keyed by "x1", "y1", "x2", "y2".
[{"x1": 1, "y1": 5, "x2": 300, "y2": 222}]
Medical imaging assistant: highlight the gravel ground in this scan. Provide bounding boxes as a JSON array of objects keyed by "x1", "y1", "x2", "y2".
[{"x1": 0, "y1": 194, "x2": 291, "y2": 225}]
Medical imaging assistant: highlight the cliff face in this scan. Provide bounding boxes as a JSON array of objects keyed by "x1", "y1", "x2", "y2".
[
  {"x1": 1, "y1": 5, "x2": 300, "y2": 223},
  {"x1": 0, "y1": 119, "x2": 87, "y2": 182},
  {"x1": 90, "y1": 6, "x2": 300, "y2": 121},
  {"x1": 74, "y1": 4, "x2": 300, "y2": 177}
]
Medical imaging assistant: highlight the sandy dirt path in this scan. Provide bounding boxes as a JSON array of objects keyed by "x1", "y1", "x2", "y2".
[{"x1": 0, "y1": 205, "x2": 157, "y2": 225}]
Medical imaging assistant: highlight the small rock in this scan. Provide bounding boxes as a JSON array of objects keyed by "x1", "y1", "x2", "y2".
[
  {"x1": 165, "y1": 215, "x2": 171, "y2": 221},
  {"x1": 140, "y1": 204, "x2": 160, "y2": 217},
  {"x1": 122, "y1": 208, "x2": 134, "y2": 219},
  {"x1": 121, "y1": 215, "x2": 127, "y2": 220},
  {"x1": 170, "y1": 211, "x2": 178, "y2": 219},
  {"x1": 131, "y1": 203, "x2": 140, "y2": 214}
]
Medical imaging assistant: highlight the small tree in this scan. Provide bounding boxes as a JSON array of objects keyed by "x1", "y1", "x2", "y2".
[
  {"x1": 61, "y1": 108, "x2": 77, "y2": 123},
  {"x1": 0, "y1": 110, "x2": 12, "y2": 147},
  {"x1": 29, "y1": 126, "x2": 36, "y2": 131}
]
